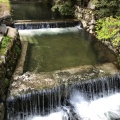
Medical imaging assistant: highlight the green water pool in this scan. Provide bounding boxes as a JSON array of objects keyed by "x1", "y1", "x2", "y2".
[{"x1": 19, "y1": 27, "x2": 112, "y2": 72}]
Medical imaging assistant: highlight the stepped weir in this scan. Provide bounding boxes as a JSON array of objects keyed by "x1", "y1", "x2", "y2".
[
  {"x1": 6, "y1": 74, "x2": 120, "y2": 120},
  {"x1": 13, "y1": 20, "x2": 79, "y2": 30}
]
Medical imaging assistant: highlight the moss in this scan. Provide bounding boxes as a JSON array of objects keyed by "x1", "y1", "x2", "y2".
[
  {"x1": 104, "y1": 70, "x2": 110, "y2": 76},
  {"x1": 15, "y1": 45, "x2": 21, "y2": 56},
  {"x1": 0, "y1": 36, "x2": 11, "y2": 55}
]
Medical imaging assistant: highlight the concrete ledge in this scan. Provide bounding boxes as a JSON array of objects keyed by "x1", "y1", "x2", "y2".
[{"x1": 13, "y1": 41, "x2": 28, "y2": 76}]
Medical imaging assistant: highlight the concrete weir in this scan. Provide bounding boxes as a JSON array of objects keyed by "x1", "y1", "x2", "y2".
[
  {"x1": 8, "y1": 20, "x2": 120, "y2": 97},
  {"x1": 6, "y1": 74, "x2": 120, "y2": 120},
  {"x1": 13, "y1": 19, "x2": 80, "y2": 30},
  {"x1": 9, "y1": 39, "x2": 120, "y2": 97}
]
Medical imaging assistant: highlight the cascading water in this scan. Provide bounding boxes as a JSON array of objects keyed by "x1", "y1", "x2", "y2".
[
  {"x1": 6, "y1": 74, "x2": 120, "y2": 120},
  {"x1": 14, "y1": 21, "x2": 79, "y2": 30}
]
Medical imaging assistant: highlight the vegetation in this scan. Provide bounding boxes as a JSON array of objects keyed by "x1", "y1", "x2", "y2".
[
  {"x1": 51, "y1": 0, "x2": 74, "y2": 17},
  {"x1": 95, "y1": 0, "x2": 120, "y2": 19},
  {"x1": 95, "y1": 16, "x2": 120, "y2": 46},
  {"x1": 0, "y1": 0, "x2": 11, "y2": 11},
  {"x1": 0, "y1": 36, "x2": 11, "y2": 55}
]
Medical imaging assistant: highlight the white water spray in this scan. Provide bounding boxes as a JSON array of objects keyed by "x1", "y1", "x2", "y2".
[
  {"x1": 25, "y1": 90, "x2": 120, "y2": 120},
  {"x1": 7, "y1": 75, "x2": 120, "y2": 120},
  {"x1": 70, "y1": 90, "x2": 120, "y2": 120},
  {"x1": 18, "y1": 27, "x2": 81, "y2": 37},
  {"x1": 27, "y1": 109, "x2": 69, "y2": 120}
]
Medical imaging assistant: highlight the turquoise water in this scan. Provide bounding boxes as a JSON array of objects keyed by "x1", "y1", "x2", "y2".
[{"x1": 19, "y1": 27, "x2": 103, "y2": 72}]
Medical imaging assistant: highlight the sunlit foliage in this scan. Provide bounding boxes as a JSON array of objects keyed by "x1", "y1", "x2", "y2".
[
  {"x1": 95, "y1": 16, "x2": 120, "y2": 46},
  {"x1": 51, "y1": 0, "x2": 74, "y2": 17}
]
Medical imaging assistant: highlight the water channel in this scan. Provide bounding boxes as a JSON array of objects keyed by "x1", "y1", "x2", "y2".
[{"x1": 6, "y1": 1, "x2": 120, "y2": 120}]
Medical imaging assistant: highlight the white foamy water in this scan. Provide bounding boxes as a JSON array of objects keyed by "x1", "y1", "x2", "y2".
[
  {"x1": 70, "y1": 90, "x2": 120, "y2": 120},
  {"x1": 26, "y1": 90, "x2": 120, "y2": 120},
  {"x1": 18, "y1": 27, "x2": 81, "y2": 36},
  {"x1": 27, "y1": 109, "x2": 69, "y2": 120}
]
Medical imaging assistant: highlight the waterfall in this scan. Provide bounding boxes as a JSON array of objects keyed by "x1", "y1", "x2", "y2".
[
  {"x1": 6, "y1": 85, "x2": 65, "y2": 120},
  {"x1": 6, "y1": 74, "x2": 120, "y2": 120},
  {"x1": 14, "y1": 21, "x2": 79, "y2": 30}
]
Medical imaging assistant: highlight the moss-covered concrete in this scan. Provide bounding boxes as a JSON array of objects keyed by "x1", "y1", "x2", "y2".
[{"x1": 0, "y1": 27, "x2": 21, "y2": 119}]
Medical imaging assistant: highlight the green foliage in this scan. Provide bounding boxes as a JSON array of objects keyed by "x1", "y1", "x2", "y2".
[
  {"x1": 95, "y1": 0, "x2": 120, "y2": 18},
  {"x1": 15, "y1": 45, "x2": 21, "y2": 55},
  {"x1": 0, "y1": 36, "x2": 11, "y2": 55},
  {"x1": 95, "y1": 16, "x2": 120, "y2": 46},
  {"x1": 0, "y1": 36, "x2": 10, "y2": 48},
  {"x1": 51, "y1": 0, "x2": 74, "y2": 17}
]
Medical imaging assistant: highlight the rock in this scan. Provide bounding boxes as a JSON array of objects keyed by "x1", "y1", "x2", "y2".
[
  {"x1": 108, "y1": 45, "x2": 113, "y2": 50},
  {"x1": 0, "y1": 56, "x2": 5, "y2": 64},
  {"x1": 75, "y1": 6, "x2": 96, "y2": 35},
  {"x1": 0, "y1": 24, "x2": 7, "y2": 34},
  {"x1": 87, "y1": 28, "x2": 89, "y2": 32},
  {"x1": 99, "y1": 70, "x2": 104, "y2": 73},
  {"x1": 89, "y1": 25, "x2": 94, "y2": 30},
  {"x1": 77, "y1": 13, "x2": 82, "y2": 18},
  {"x1": 87, "y1": 2, "x2": 96, "y2": 9},
  {"x1": 81, "y1": 20, "x2": 87, "y2": 28},
  {"x1": 6, "y1": 27, "x2": 18, "y2": 39},
  {"x1": 104, "y1": 41, "x2": 111, "y2": 46},
  {"x1": 89, "y1": 29, "x2": 93, "y2": 34},
  {"x1": 90, "y1": 19, "x2": 95, "y2": 24},
  {"x1": 84, "y1": 14, "x2": 90, "y2": 20},
  {"x1": 77, "y1": 7, "x2": 82, "y2": 13}
]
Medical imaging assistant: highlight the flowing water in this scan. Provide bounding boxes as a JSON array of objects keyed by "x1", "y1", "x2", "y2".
[
  {"x1": 30, "y1": 93, "x2": 120, "y2": 120},
  {"x1": 9, "y1": 2, "x2": 119, "y2": 120},
  {"x1": 14, "y1": 21, "x2": 79, "y2": 30},
  {"x1": 6, "y1": 75, "x2": 120, "y2": 120}
]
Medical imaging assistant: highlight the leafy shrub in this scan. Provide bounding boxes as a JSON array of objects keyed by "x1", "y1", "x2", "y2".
[
  {"x1": 51, "y1": 0, "x2": 74, "y2": 17},
  {"x1": 95, "y1": 16, "x2": 120, "y2": 46},
  {"x1": 95, "y1": 0, "x2": 120, "y2": 19}
]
